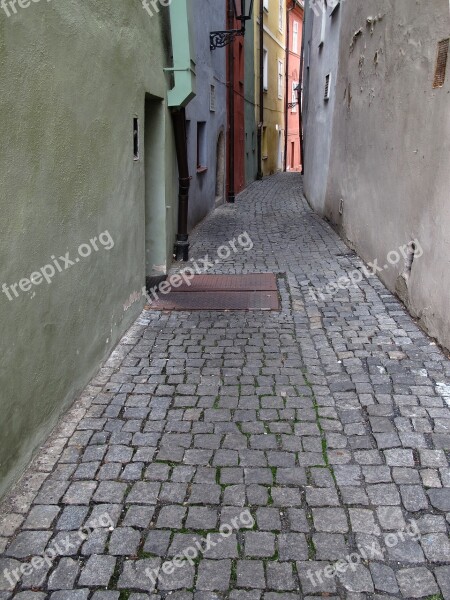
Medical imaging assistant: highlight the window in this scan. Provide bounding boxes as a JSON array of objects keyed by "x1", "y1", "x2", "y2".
[
  {"x1": 133, "y1": 117, "x2": 139, "y2": 160},
  {"x1": 263, "y1": 48, "x2": 269, "y2": 91},
  {"x1": 279, "y1": 0, "x2": 283, "y2": 31},
  {"x1": 293, "y1": 21, "x2": 299, "y2": 54},
  {"x1": 277, "y1": 59, "x2": 284, "y2": 99},
  {"x1": 210, "y1": 84, "x2": 216, "y2": 112},
  {"x1": 291, "y1": 81, "x2": 299, "y2": 113},
  {"x1": 263, "y1": 0, "x2": 269, "y2": 12},
  {"x1": 329, "y1": 0, "x2": 340, "y2": 15},
  {"x1": 433, "y1": 39, "x2": 449, "y2": 88},
  {"x1": 197, "y1": 121, "x2": 207, "y2": 171},
  {"x1": 324, "y1": 73, "x2": 331, "y2": 100}
]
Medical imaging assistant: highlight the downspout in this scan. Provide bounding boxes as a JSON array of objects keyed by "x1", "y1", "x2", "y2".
[
  {"x1": 166, "y1": 1, "x2": 196, "y2": 261},
  {"x1": 299, "y1": 4, "x2": 305, "y2": 174},
  {"x1": 256, "y1": 0, "x2": 264, "y2": 180},
  {"x1": 228, "y1": 0, "x2": 235, "y2": 202}
]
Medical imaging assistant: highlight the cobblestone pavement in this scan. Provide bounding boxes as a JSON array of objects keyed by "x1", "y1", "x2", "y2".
[{"x1": 1, "y1": 173, "x2": 450, "y2": 600}]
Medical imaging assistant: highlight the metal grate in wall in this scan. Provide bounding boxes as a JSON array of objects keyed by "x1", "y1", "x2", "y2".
[{"x1": 433, "y1": 39, "x2": 449, "y2": 88}]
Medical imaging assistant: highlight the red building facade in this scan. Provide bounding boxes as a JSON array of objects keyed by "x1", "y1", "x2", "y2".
[{"x1": 286, "y1": 1, "x2": 303, "y2": 172}]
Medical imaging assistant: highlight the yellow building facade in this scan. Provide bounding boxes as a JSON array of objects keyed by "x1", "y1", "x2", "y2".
[{"x1": 254, "y1": 0, "x2": 287, "y2": 176}]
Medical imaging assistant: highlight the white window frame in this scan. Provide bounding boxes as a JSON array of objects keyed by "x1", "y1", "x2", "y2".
[
  {"x1": 279, "y1": 0, "x2": 283, "y2": 32},
  {"x1": 263, "y1": 0, "x2": 269, "y2": 12},
  {"x1": 263, "y1": 48, "x2": 269, "y2": 91},
  {"x1": 293, "y1": 21, "x2": 299, "y2": 54},
  {"x1": 209, "y1": 84, "x2": 216, "y2": 112},
  {"x1": 277, "y1": 59, "x2": 284, "y2": 99}
]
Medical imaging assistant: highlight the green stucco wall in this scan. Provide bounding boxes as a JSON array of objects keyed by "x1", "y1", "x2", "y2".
[{"x1": 0, "y1": 0, "x2": 179, "y2": 498}]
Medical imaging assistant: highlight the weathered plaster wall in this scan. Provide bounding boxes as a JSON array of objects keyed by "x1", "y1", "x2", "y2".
[
  {"x1": 186, "y1": 0, "x2": 227, "y2": 229},
  {"x1": 302, "y1": 0, "x2": 342, "y2": 210},
  {"x1": 0, "y1": 0, "x2": 178, "y2": 497},
  {"x1": 304, "y1": 0, "x2": 450, "y2": 351}
]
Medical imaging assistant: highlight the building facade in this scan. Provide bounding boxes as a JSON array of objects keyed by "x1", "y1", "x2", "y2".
[
  {"x1": 285, "y1": 0, "x2": 304, "y2": 172},
  {"x1": 303, "y1": 0, "x2": 450, "y2": 351},
  {"x1": 186, "y1": 0, "x2": 227, "y2": 226},
  {"x1": 255, "y1": 0, "x2": 288, "y2": 177},
  {"x1": 0, "y1": 0, "x2": 195, "y2": 498}
]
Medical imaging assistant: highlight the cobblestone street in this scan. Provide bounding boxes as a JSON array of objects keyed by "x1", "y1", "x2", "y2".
[{"x1": 1, "y1": 173, "x2": 450, "y2": 599}]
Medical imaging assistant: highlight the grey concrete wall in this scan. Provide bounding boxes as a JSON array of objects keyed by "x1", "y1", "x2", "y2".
[
  {"x1": 0, "y1": 0, "x2": 179, "y2": 498},
  {"x1": 302, "y1": 0, "x2": 342, "y2": 212},
  {"x1": 186, "y1": 0, "x2": 227, "y2": 230},
  {"x1": 304, "y1": 0, "x2": 450, "y2": 351}
]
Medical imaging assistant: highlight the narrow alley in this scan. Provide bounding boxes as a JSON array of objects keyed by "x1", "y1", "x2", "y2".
[{"x1": 1, "y1": 174, "x2": 449, "y2": 600}]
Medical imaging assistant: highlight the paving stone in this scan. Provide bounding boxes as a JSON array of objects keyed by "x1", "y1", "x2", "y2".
[
  {"x1": 296, "y1": 560, "x2": 338, "y2": 594},
  {"x1": 122, "y1": 506, "x2": 155, "y2": 528},
  {"x1": 266, "y1": 562, "x2": 295, "y2": 591},
  {"x1": 428, "y1": 488, "x2": 450, "y2": 511},
  {"x1": 312, "y1": 508, "x2": 348, "y2": 533},
  {"x1": 400, "y1": 485, "x2": 428, "y2": 512},
  {"x1": 48, "y1": 558, "x2": 80, "y2": 590},
  {"x1": 236, "y1": 560, "x2": 265, "y2": 588},
  {"x1": 369, "y1": 563, "x2": 399, "y2": 594},
  {"x1": 50, "y1": 591, "x2": 90, "y2": 600},
  {"x1": 56, "y1": 506, "x2": 89, "y2": 531},
  {"x1": 396, "y1": 566, "x2": 439, "y2": 598},
  {"x1": 108, "y1": 527, "x2": 141, "y2": 555},
  {"x1": 337, "y1": 564, "x2": 374, "y2": 593},
  {"x1": 143, "y1": 530, "x2": 172, "y2": 556},
  {"x1": 5, "y1": 531, "x2": 52, "y2": 558},
  {"x1": 196, "y1": 559, "x2": 231, "y2": 591},
  {"x1": 313, "y1": 533, "x2": 348, "y2": 560},
  {"x1": 256, "y1": 508, "x2": 282, "y2": 531},
  {"x1": 278, "y1": 533, "x2": 308, "y2": 560},
  {"x1": 435, "y1": 565, "x2": 450, "y2": 600},
  {"x1": 117, "y1": 558, "x2": 160, "y2": 592},
  {"x1": 384, "y1": 535, "x2": 425, "y2": 563},
  {"x1": 185, "y1": 507, "x2": 218, "y2": 530},
  {"x1": 78, "y1": 554, "x2": 116, "y2": 587},
  {"x1": 23, "y1": 506, "x2": 60, "y2": 530},
  {"x1": 420, "y1": 533, "x2": 450, "y2": 562},
  {"x1": 244, "y1": 532, "x2": 275, "y2": 557}
]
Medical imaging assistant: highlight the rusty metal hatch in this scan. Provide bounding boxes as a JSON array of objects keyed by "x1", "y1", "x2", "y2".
[
  {"x1": 433, "y1": 38, "x2": 449, "y2": 88},
  {"x1": 147, "y1": 273, "x2": 280, "y2": 311}
]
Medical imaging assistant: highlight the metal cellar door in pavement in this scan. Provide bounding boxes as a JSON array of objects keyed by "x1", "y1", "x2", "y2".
[{"x1": 147, "y1": 273, "x2": 280, "y2": 311}]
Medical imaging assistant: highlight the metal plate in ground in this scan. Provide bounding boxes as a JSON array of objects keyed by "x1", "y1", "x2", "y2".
[
  {"x1": 147, "y1": 273, "x2": 280, "y2": 311},
  {"x1": 173, "y1": 273, "x2": 278, "y2": 292}
]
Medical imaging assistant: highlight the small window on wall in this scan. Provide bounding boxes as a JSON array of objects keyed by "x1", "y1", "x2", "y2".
[
  {"x1": 263, "y1": 0, "x2": 269, "y2": 12},
  {"x1": 324, "y1": 73, "x2": 331, "y2": 100},
  {"x1": 197, "y1": 121, "x2": 207, "y2": 172},
  {"x1": 263, "y1": 48, "x2": 269, "y2": 91},
  {"x1": 133, "y1": 117, "x2": 139, "y2": 160},
  {"x1": 278, "y1": 0, "x2": 283, "y2": 31},
  {"x1": 293, "y1": 21, "x2": 299, "y2": 54},
  {"x1": 210, "y1": 85, "x2": 216, "y2": 111}
]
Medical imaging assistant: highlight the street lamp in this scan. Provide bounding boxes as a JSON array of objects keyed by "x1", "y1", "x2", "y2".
[{"x1": 210, "y1": 0, "x2": 255, "y2": 50}]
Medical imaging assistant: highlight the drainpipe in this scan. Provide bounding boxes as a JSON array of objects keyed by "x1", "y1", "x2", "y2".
[
  {"x1": 166, "y1": 1, "x2": 196, "y2": 261},
  {"x1": 256, "y1": 0, "x2": 264, "y2": 180},
  {"x1": 298, "y1": 4, "x2": 305, "y2": 174},
  {"x1": 227, "y1": 0, "x2": 236, "y2": 202}
]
